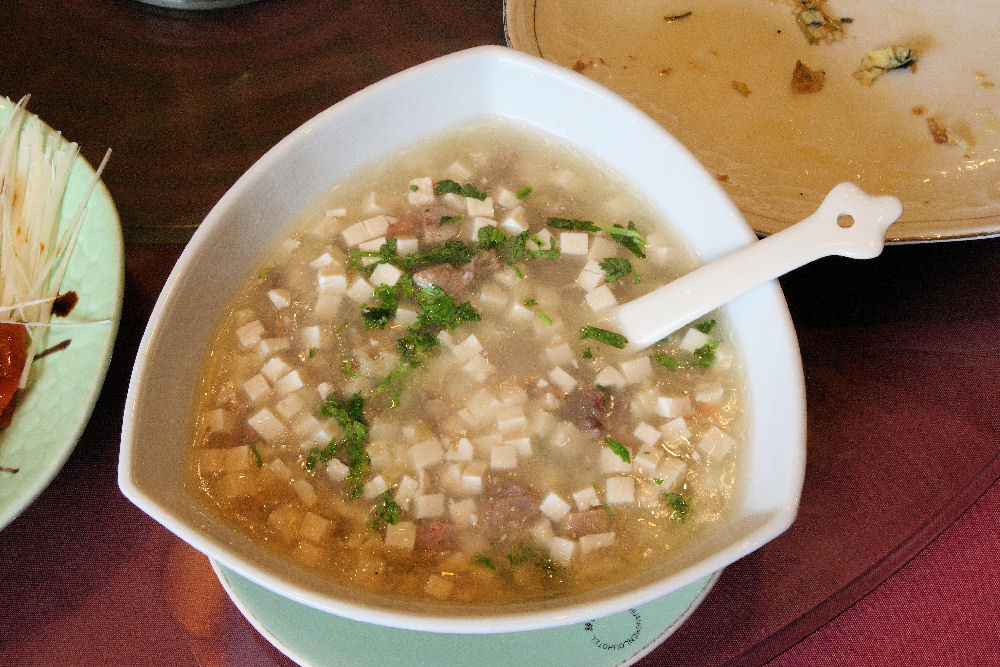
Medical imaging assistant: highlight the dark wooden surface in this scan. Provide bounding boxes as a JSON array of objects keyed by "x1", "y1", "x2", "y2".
[{"x1": 2, "y1": 3, "x2": 999, "y2": 665}]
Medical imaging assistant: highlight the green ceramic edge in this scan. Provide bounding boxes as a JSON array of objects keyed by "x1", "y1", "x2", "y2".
[
  {"x1": 214, "y1": 560, "x2": 718, "y2": 667},
  {"x1": 0, "y1": 99, "x2": 125, "y2": 530}
]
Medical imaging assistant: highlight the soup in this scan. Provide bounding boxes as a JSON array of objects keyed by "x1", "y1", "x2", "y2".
[{"x1": 188, "y1": 122, "x2": 745, "y2": 605}]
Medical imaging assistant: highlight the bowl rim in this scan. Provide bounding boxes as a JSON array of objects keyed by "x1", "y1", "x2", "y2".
[{"x1": 119, "y1": 44, "x2": 806, "y2": 634}]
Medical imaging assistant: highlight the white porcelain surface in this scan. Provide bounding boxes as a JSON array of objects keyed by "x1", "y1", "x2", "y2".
[{"x1": 119, "y1": 45, "x2": 806, "y2": 634}]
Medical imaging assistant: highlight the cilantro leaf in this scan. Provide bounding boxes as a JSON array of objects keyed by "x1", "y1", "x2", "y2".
[
  {"x1": 546, "y1": 217, "x2": 602, "y2": 232},
  {"x1": 694, "y1": 319, "x2": 717, "y2": 334},
  {"x1": 599, "y1": 257, "x2": 634, "y2": 283},
  {"x1": 579, "y1": 325, "x2": 628, "y2": 349},
  {"x1": 371, "y1": 492, "x2": 401, "y2": 526},
  {"x1": 662, "y1": 492, "x2": 690, "y2": 522},
  {"x1": 691, "y1": 339, "x2": 719, "y2": 368},
  {"x1": 605, "y1": 221, "x2": 647, "y2": 258},
  {"x1": 515, "y1": 186, "x2": 532, "y2": 200},
  {"x1": 604, "y1": 437, "x2": 631, "y2": 463}
]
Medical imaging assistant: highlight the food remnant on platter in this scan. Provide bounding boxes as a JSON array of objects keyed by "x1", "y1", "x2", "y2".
[
  {"x1": 0, "y1": 96, "x2": 111, "y2": 432},
  {"x1": 189, "y1": 122, "x2": 746, "y2": 605},
  {"x1": 791, "y1": 0, "x2": 844, "y2": 44},
  {"x1": 853, "y1": 46, "x2": 916, "y2": 86},
  {"x1": 731, "y1": 81, "x2": 751, "y2": 97},
  {"x1": 790, "y1": 60, "x2": 825, "y2": 93},
  {"x1": 927, "y1": 117, "x2": 970, "y2": 150}
]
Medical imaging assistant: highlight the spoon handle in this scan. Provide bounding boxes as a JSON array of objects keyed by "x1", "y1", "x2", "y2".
[{"x1": 616, "y1": 183, "x2": 903, "y2": 348}]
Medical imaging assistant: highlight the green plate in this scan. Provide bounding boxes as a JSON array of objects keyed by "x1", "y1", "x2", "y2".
[
  {"x1": 213, "y1": 561, "x2": 717, "y2": 666},
  {"x1": 0, "y1": 99, "x2": 124, "y2": 530}
]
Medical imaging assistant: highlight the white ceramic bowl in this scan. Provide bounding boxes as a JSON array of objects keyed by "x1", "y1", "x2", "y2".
[{"x1": 119, "y1": 45, "x2": 806, "y2": 634}]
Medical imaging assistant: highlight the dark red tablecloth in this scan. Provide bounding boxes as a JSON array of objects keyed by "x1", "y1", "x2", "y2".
[{"x1": 2, "y1": 3, "x2": 998, "y2": 665}]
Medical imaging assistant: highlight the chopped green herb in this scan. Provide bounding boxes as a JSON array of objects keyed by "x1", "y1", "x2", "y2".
[
  {"x1": 475, "y1": 555, "x2": 497, "y2": 570},
  {"x1": 249, "y1": 443, "x2": 263, "y2": 467},
  {"x1": 691, "y1": 339, "x2": 719, "y2": 368},
  {"x1": 523, "y1": 298, "x2": 538, "y2": 307},
  {"x1": 546, "y1": 217, "x2": 602, "y2": 232},
  {"x1": 308, "y1": 347, "x2": 316, "y2": 358},
  {"x1": 579, "y1": 325, "x2": 628, "y2": 349},
  {"x1": 433, "y1": 179, "x2": 487, "y2": 200},
  {"x1": 340, "y1": 355, "x2": 357, "y2": 377},
  {"x1": 371, "y1": 492, "x2": 401, "y2": 526},
  {"x1": 662, "y1": 492, "x2": 690, "y2": 522},
  {"x1": 599, "y1": 257, "x2": 634, "y2": 283},
  {"x1": 439, "y1": 214, "x2": 463, "y2": 226},
  {"x1": 582, "y1": 346, "x2": 593, "y2": 359},
  {"x1": 257, "y1": 265, "x2": 274, "y2": 279},
  {"x1": 312, "y1": 394, "x2": 370, "y2": 499},
  {"x1": 604, "y1": 221, "x2": 646, "y2": 258},
  {"x1": 476, "y1": 225, "x2": 508, "y2": 249},
  {"x1": 409, "y1": 183, "x2": 419, "y2": 191},
  {"x1": 604, "y1": 436, "x2": 630, "y2": 463},
  {"x1": 335, "y1": 321, "x2": 350, "y2": 333},
  {"x1": 535, "y1": 310, "x2": 553, "y2": 325},
  {"x1": 653, "y1": 478, "x2": 664, "y2": 485},
  {"x1": 415, "y1": 285, "x2": 482, "y2": 332},
  {"x1": 595, "y1": 384, "x2": 613, "y2": 394},
  {"x1": 654, "y1": 353, "x2": 682, "y2": 371},
  {"x1": 515, "y1": 186, "x2": 532, "y2": 200},
  {"x1": 694, "y1": 319, "x2": 717, "y2": 334}
]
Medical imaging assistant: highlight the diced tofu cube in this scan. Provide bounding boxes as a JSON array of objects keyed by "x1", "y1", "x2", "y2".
[
  {"x1": 470, "y1": 216, "x2": 497, "y2": 239},
  {"x1": 466, "y1": 196, "x2": 494, "y2": 218},
  {"x1": 655, "y1": 458, "x2": 687, "y2": 489},
  {"x1": 465, "y1": 388, "x2": 500, "y2": 420},
  {"x1": 317, "y1": 266, "x2": 347, "y2": 293},
  {"x1": 274, "y1": 370, "x2": 304, "y2": 396},
  {"x1": 461, "y1": 461, "x2": 486, "y2": 495},
  {"x1": 585, "y1": 284, "x2": 617, "y2": 311},
  {"x1": 370, "y1": 262, "x2": 403, "y2": 287},
  {"x1": 275, "y1": 394, "x2": 304, "y2": 420},
  {"x1": 463, "y1": 354, "x2": 493, "y2": 382},
  {"x1": 633, "y1": 422, "x2": 660, "y2": 447},
  {"x1": 394, "y1": 307, "x2": 418, "y2": 326},
  {"x1": 424, "y1": 574, "x2": 454, "y2": 600},
  {"x1": 261, "y1": 357, "x2": 290, "y2": 382},
  {"x1": 384, "y1": 521, "x2": 417, "y2": 551},
  {"x1": 446, "y1": 437, "x2": 475, "y2": 462},
  {"x1": 490, "y1": 444, "x2": 518, "y2": 470},
  {"x1": 449, "y1": 498, "x2": 477, "y2": 527},
  {"x1": 539, "y1": 492, "x2": 571, "y2": 522},
  {"x1": 588, "y1": 236, "x2": 618, "y2": 260},
  {"x1": 545, "y1": 342, "x2": 574, "y2": 366},
  {"x1": 258, "y1": 337, "x2": 290, "y2": 357},
  {"x1": 500, "y1": 206, "x2": 527, "y2": 234},
  {"x1": 440, "y1": 192, "x2": 465, "y2": 210},
  {"x1": 292, "y1": 479, "x2": 317, "y2": 507},
  {"x1": 408, "y1": 177, "x2": 434, "y2": 205},
  {"x1": 496, "y1": 405, "x2": 527, "y2": 435},
  {"x1": 222, "y1": 445, "x2": 251, "y2": 472},
  {"x1": 268, "y1": 458, "x2": 292, "y2": 482},
  {"x1": 363, "y1": 214, "x2": 391, "y2": 238},
  {"x1": 267, "y1": 288, "x2": 292, "y2": 309},
  {"x1": 495, "y1": 187, "x2": 519, "y2": 209},
  {"x1": 508, "y1": 301, "x2": 533, "y2": 321},
  {"x1": 656, "y1": 396, "x2": 692, "y2": 418},
  {"x1": 444, "y1": 160, "x2": 471, "y2": 182},
  {"x1": 601, "y1": 446, "x2": 633, "y2": 474},
  {"x1": 620, "y1": 356, "x2": 653, "y2": 384},
  {"x1": 559, "y1": 231, "x2": 589, "y2": 255},
  {"x1": 548, "y1": 536, "x2": 577, "y2": 565},
  {"x1": 660, "y1": 416, "x2": 692, "y2": 442},
  {"x1": 300, "y1": 325, "x2": 323, "y2": 350},
  {"x1": 309, "y1": 252, "x2": 335, "y2": 269},
  {"x1": 394, "y1": 475, "x2": 419, "y2": 506},
  {"x1": 695, "y1": 383, "x2": 725, "y2": 405},
  {"x1": 573, "y1": 486, "x2": 601, "y2": 511},
  {"x1": 452, "y1": 334, "x2": 484, "y2": 363},
  {"x1": 299, "y1": 512, "x2": 331, "y2": 543},
  {"x1": 679, "y1": 327, "x2": 710, "y2": 352},
  {"x1": 242, "y1": 374, "x2": 271, "y2": 403},
  {"x1": 345, "y1": 277, "x2": 374, "y2": 302},
  {"x1": 548, "y1": 366, "x2": 578, "y2": 394},
  {"x1": 507, "y1": 437, "x2": 532, "y2": 457},
  {"x1": 248, "y1": 408, "x2": 284, "y2": 440},
  {"x1": 326, "y1": 459, "x2": 349, "y2": 482},
  {"x1": 203, "y1": 408, "x2": 234, "y2": 434},
  {"x1": 697, "y1": 425, "x2": 738, "y2": 460},
  {"x1": 576, "y1": 259, "x2": 604, "y2": 291},
  {"x1": 409, "y1": 438, "x2": 445, "y2": 469},
  {"x1": 414, "y1": 493, "x2": 445, "y2": 519},
  {"x1": 235, "y1": 320, "x2": 265, "y2": 348},
  {"x1": 527, "y1": 228, "x2": 553, "y2": 252},
  {"x1": 594, "y1": 366, "x2": 627, "y2": 389},
  {"x1": 363, "y1": 475, "x2": 389, "y2": 499},
  {"x1": 396, "y1": 237, "x2": 419, "y2": 255},
  {"x1": 633, "y1": 448, "x2": 663, "y2": 475},
  {"x1": 579, "y1": 531, "x2": 616, "y2": 554},
  {"x1": 530, "y1": 518, "x2": 554, "y2": 545},
  {"x1": 341, "y1": 221, "x2": 372, "y2": 246}
]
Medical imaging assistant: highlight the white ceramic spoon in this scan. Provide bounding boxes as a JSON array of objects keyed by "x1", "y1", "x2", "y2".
[{"x1": 616, "y1": 182, "x2": 903, "y2": 348}]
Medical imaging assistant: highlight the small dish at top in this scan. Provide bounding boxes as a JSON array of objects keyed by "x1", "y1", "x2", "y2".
[{"x1": 506, "y1": 0, "x2": 1000, "y2": 243}]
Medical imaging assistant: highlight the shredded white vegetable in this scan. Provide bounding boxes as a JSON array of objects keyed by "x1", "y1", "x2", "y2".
[{"x1": 0, "y1": 95, "x2": 110, "y2": 389}]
